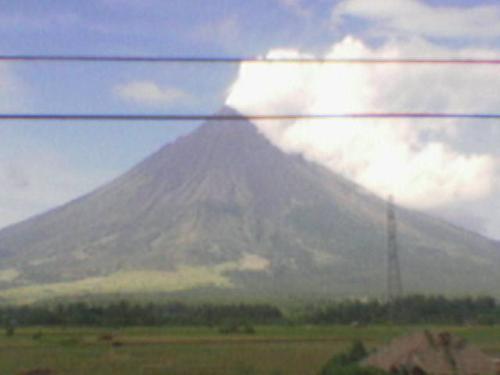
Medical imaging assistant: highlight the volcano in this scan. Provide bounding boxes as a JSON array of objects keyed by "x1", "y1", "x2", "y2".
[{"x1": 0, "y1": 107, "x2": 499, "y2": 303}]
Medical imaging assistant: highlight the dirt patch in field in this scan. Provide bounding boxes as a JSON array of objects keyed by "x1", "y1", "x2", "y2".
[
  {"x1": 18, "y1": 369, "x2": 55, "y2": 375},
  {"x1": 98, "y1": 333, "x2": 114, "y2": 341},
  {"x1": 112, "y1": 341, "x2": 124, "y2": 347},
  {"x1": 119, "y1": 336, "x2": 376, "y2": 346}
]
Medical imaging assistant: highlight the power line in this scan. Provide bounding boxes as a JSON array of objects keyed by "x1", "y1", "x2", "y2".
[
  {"x1": 1, "y1": 55, "x2": 500, "y2": 64},
  {"x1": 0, "y1": 113, "x2": 500, "y2": 123}
]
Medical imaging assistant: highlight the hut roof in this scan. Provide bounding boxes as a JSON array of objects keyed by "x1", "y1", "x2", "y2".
[{"x1": 362, "y1": 331, "x2": 495, "y2": 375}]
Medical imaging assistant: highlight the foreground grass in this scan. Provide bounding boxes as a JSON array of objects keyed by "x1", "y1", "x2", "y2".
[{"x1": 1, "y1": 325, "x2": 499, "y2": 375}]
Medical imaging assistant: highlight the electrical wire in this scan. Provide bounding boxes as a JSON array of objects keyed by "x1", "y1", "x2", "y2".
[
  {"x1": 1, "y1": 113, "x2": 500, "y2": 123},
  {"x1": 1, "y1": 55, "x2": 500, "y2": 64},
  {"x1": 2, "y1": 54, "x2": 500, "y2": 124}
]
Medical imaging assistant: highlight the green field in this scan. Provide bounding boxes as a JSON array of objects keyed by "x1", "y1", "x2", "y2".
[{"x1": 1, "y1": 325, "x2": 500, "y2": 375}]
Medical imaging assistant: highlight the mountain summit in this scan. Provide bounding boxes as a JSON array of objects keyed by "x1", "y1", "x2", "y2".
[{"x1": 0, "y1": 107, "x2": 499, "y2": 303}]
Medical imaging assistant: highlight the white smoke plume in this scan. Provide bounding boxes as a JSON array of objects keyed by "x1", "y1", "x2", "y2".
[{"x1": 226, "y1": 37, "x2": 499, "y2": 209}]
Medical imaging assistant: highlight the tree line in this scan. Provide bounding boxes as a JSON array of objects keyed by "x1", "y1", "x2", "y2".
[
  {"x1": 305, "y1": 295, "x2": 499, "y2": 325},
  {"x1": 1, "y1": 295, "x2": 499, "y2": 327},
  {"x1": 1, "y1": 301, "x2": 284, "y2": 327}
]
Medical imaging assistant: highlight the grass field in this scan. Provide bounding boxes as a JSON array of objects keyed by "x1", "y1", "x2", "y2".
[{"x1": 1, "y1": 325, "x2": 500, "y2": 375}]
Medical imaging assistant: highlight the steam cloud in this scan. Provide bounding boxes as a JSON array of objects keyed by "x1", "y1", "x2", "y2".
[{"x1": 226, "y1": 37, "x2": 499, "y2": 209}]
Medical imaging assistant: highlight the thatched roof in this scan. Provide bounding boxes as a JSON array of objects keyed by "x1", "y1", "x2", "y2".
[{"x1": 362, "y1": 331, "x2": 496, "y2": 375}]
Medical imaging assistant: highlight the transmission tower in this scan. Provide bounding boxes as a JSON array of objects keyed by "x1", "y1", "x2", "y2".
[{"x1": 386, "y1": 195, "x2": 403, "y2": 313}]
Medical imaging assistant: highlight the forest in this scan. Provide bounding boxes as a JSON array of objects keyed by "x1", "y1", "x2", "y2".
[{"x1": 1, "y1": 295, "x2": 499, "y2": 328}]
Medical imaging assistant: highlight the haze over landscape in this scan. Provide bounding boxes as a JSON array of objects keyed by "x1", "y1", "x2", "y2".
[
  {"x1": 3, "y1": 2, "x2": 500, "y2": 375},
  {"x1": 1, "y1": 0, "x2": 500, "y2": 243},
  {"x1": 0, "y1": 108, "x2": 499, "y2": 304},
  {"x1": 1, "y1": 0, "x2": 500, "y2": 304}
]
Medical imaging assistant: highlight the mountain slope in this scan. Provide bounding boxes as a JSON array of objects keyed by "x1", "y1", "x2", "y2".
[{"x1": 0, "y1": 107, "x2": 499, "y2": 302}]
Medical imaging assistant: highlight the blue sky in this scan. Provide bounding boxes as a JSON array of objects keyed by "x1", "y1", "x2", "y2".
[
  {"x1": 1, "y1": 0, "x2": 500, "y2": 239},
  {"x1": 0, "y1": 0, "x2": 341, "y2": 170}
]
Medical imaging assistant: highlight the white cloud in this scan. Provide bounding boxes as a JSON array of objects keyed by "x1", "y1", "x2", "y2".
[
  {"x1": 332, "y1": 0, "x2": 500, "y2": 40},
  {"x1": 226, "y1": 36, "x2": 499, "y2": 209},
  {"x1": 114, "y1": 80, "x2": 187, "y2": 107}
]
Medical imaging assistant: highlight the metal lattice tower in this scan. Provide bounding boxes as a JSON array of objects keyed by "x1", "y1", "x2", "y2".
[{"x1": 387, "y1": 195, "x2": 403, "y2": 307}]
